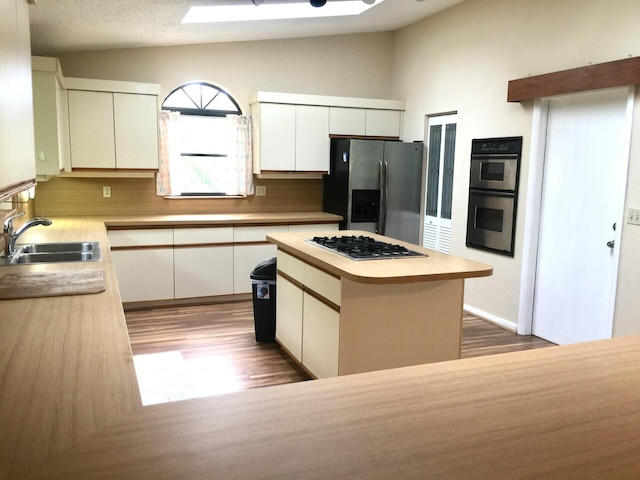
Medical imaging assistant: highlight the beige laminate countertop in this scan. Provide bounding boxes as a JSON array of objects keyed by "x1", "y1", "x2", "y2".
[
  {"x1": 267, "y1": 230, "x2": 493, "y2": 283},
  {"x1": 102, "y1": 211, "x2": 342, "y2": 228},
  {"x1": 3, "y1": 216, "x2": 640, "y2": 478}
]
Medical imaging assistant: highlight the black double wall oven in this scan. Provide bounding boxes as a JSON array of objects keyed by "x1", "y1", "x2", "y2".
[{"x1": 466, "y1": 136, "x2": 522, "y2": 257}]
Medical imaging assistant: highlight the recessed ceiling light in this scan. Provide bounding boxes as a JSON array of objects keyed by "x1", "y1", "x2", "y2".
[{"x1": 182, "y1": 0, "x2": 384, "y2": 24}]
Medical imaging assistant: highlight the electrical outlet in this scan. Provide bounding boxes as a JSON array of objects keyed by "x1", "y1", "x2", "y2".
[
  {"x1": 256, "y1": 185, "x2": 266, "y2": 196},
  {"x1": 102, "y1": 186, "x2": 111, "y2": 198},
  {"x1": 628, "y1": 207, "x2": 640, "y2": 226}
]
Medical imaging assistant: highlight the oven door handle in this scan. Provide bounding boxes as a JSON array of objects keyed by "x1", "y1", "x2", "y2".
[{"x1": 378, "y1": 160, "x2": 387, "y2": 235}]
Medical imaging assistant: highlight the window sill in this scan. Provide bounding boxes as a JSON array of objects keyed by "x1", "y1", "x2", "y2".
[{"x1": 162, "y1": 195, "x2": 248, "y2": 200}]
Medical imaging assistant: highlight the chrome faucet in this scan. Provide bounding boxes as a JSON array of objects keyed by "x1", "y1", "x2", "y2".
[{"x1": 3, "y1": 212, "x2": 53, "y2": 257}]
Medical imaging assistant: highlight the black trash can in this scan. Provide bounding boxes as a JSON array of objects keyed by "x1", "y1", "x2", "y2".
[{"x1": 250, "y1": 257, "x2": 277, "y2": 342}]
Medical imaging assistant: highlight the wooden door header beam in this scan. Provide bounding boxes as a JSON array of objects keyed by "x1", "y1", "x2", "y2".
[{"x1": 507, "y1": 56, "x2": 640, "y2": 102}]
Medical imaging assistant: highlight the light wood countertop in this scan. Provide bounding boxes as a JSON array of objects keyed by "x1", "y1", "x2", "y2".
[
  {"x1": 267, "y1": 230, "x2": 493, "y2": 283},
  {"x1": 103, "y1": 211, "x2": 342, "y2": 228},
  {"x1": 3, "y1": 216, "x2": 640, "y2": 479}
]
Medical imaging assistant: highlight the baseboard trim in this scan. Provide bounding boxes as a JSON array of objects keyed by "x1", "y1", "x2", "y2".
[
  {"x1": 464, "y1": 304, "x2": 518, "y2": 333},
  {"x1": 123, "y1": 293, "x2": 253, "y2": 312}
]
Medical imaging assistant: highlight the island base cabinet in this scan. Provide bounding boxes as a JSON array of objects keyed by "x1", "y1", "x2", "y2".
[
  {"x1": 275, "y1": 274, "x2": 303, "y2": 362},
  {"x1": 338, "y1": 278, "x2": 464, "y2": 375},
  {"x1": 302, "y1": 293, "x2": 340, "y2": 378}
]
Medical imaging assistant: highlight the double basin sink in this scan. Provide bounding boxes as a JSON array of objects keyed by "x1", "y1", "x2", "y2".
[{"x1": 2, "y1": 241, "x2": 101, "y2": 265}]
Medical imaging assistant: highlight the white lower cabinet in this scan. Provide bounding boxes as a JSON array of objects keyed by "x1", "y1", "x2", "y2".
[
  {"x1": 111, "y1": 249, "x2": 174, "y2": 303},
  {"x1": 275, "y1": 274, "x2": 303, "y2": 362},
  {"x1": 301, "y1": 293, "x2": 340, "y2": 378},
  {"x1": 173, "y1": 227, "x2": 234, "y2": 298},
  {"x1": 108, "y1": 228, "x2": 174, "y2": 303},
  {"x1": 109, "y1": 223, "x2": 337, "y2": 304},
  {"x1": 174, "y1": 246, "x2": 234, "y2": 299}
]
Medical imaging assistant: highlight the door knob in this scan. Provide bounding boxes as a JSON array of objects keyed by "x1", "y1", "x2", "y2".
[{"x1": 607, "y1": 240, "x2": 615, "y2": 249}]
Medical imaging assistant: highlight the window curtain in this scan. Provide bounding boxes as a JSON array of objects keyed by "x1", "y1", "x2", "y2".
[
  {"x1": 226, "y1": 114, "x2": 254, "y2": 196},
  {"x1": 156, "y1": 110, "x2": 181, "y2": 196}
]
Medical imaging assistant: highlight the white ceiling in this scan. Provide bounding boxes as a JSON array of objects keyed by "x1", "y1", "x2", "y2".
[{"x1": 28, "y1": 0, "x2": 465, "y2": 55}]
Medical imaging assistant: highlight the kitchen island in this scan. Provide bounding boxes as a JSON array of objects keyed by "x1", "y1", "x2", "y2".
[
  {"x1": 266, "y1": 231, "x2": 493, "y2": 378},
  {"x1": 5, "y1": 217, "x2": 640, "y2": 479}
]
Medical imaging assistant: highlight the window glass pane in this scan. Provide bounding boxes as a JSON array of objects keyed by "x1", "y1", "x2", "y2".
[
  {"x1": 425, "y1": 125, "x2": 441, "y2": 217},
  {"x1": 163, "y1": 89, "x2": 196, "y2": 109},
  {"x1": 179, "y1": 116, "x2": 228, "y2": 155},
  {"x1": 206, "y1": 94, "x2": 238, "y2": 112},
  {"x1": 173, "y1": 155, "x2": 229, "y2": 194},
  {"x1": 182, "y1": 84, "x2": 204, "y2": 107},
  {"x1": 441, "y1": 123, "x2": 456, "y2": 220}
]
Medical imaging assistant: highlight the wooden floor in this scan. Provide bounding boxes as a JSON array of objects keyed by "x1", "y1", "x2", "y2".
[{"x1": 125, "y1": 301, "x2": 554, "y2": 405}]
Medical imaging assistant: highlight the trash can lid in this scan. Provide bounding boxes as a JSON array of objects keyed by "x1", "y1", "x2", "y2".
[{"x1": 250, "y1": 257, "x2": 277, "y2": 280}]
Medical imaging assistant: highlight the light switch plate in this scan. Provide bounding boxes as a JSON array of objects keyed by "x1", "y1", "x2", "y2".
[{"x1": 628, "y1": 207, "x2": 640, "y2": 225}]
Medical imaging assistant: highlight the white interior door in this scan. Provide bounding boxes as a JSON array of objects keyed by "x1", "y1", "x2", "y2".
[{"x1": 532, "y1": 88, "x2": 630, "y2": 345}]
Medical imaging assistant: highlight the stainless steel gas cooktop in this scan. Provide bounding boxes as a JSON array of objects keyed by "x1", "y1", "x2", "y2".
[{"x1": 308, "y1": 235, "x2": 426, "y2": 261}]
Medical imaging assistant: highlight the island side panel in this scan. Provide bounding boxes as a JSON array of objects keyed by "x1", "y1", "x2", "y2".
[{"x1": 338, "y1": 278, "x2": 464, "y2": 375}]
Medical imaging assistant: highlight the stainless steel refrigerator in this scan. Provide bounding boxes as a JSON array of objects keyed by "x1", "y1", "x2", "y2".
[{"x1": 323, "y1": 138, "x2": 424, "y2": 245}]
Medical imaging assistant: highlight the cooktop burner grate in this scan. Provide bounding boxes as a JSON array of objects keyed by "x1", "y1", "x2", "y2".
[{"x1": 308, "y1": 235, "x2": 426, "y2": 261}]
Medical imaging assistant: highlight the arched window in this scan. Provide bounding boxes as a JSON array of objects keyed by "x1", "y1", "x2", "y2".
[{"x1": 161, "y1": 82, "x2": 243, "y2": 196}]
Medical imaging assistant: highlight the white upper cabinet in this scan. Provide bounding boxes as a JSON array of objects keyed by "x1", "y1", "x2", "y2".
[
  {"x1": 251, "y1": 92, "x2": 404, "y2": 177},
  {"x1": 254, "y1": 103, "x2": 296, "y2": 171},
  {"x1": 364, "y1": 109, "x2": 402, "y2": 138},
  {"x1": 329, "y1": 107, "x2": 401, "y2": 137},
  {"x1": 68, "y1": 90, "x2": 116, "y2": 169},
  {"x1": 113, "y1": 93, "x2": 160, "y2": 169},
  {"x1": 295, "y1": 105, "x2": 330, "y2": 172},
  {"x1": 32, "y1": 57, "x2": 70, "y2": 177},
  {"x1": 329, "y1": 107, "x2": 366, "y2": 136},
  {"x1": 66, "y1": 78, "x2": 160, "y2": 170},
  {"x1": 252, "y1": 102, "x2": 330, "y2": 173},
  {"x1": 0, "y1": 0, "x2": 36, "y2": 198}
]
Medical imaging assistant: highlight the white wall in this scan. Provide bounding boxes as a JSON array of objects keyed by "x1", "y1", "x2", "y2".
[
  {"x1": 392, "y1": 0, "x2": 640, "y2": 333},
  {"x1": 55, "y1": 32, "x2": 395, "y2": 115}
]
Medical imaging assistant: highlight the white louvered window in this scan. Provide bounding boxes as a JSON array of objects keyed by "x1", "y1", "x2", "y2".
[{"x1": 423, "y1": 114, "x2": 457, "y2": 253}]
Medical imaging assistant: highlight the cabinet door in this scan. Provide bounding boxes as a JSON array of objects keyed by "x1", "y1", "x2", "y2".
[
  {"x1": 234, "y1": 244, "x2": 278, "y2": 294},
  {"x1": 113, "y1": 93, "x2": 159, "y2": 169},
  {"x1": 365, "y1": 109, "x2": 401, "y2": 138},
  {"x1": 259, "y1": 103, "x2": 296, "y2": 171},
  {"x1": 174, "y1": 246, "x2": 234, "y2": 298},
  {"x1": 302, "y1": 292, "x2": 340, "y2": 378},
  {"x1": 275, "y1": 274, "x2": 303, "y2": 362},
  {"x1": 0, "y1": 0, "x2": 36, "y2": 195},
  {"x1": 295, "y1": 105, "x2": 330, "y2": 172},
  {"x1": 111, "y1": 249, "x2": 174, "y2": 303},
  {"x1": 173, "y1": 227, "x2": 234, "y2": 298},
  {"x1": 68, "y1": 90, "x2": 116, "y2": 168},
  {"x1": 329, "y1": 107, "x2": 366, "y2": 136}
]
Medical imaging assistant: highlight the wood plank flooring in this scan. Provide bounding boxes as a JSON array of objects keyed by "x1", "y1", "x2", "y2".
[{"x1": 125, "y1": 301, "x2": 554, "y2": 405}]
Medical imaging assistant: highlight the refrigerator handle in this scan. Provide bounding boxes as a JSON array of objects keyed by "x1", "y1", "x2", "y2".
[{"x1": 379, "y1": 160, "x2": 388, "y2": 235}]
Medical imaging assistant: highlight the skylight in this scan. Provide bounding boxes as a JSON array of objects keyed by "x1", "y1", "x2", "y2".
[{"x1": 182, "y1": 0, "x2": 384, "y2": 24}]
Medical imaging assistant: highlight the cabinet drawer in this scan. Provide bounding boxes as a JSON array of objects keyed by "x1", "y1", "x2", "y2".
[
  {"x1": 173, "y1": 227, "x2": 233, "y2": 245},
  {"x1": 287, "y1": 223, "x2": 339, "y2": 234},
  {"x1": 234, "y1": 225, "x2": 288, "y2": 243},
  {"x1": 108, "y1": 228, "x2": 173, "y2": 247},
  {"x1": 304, "y1": 264, "x2": 341, "y2": 307},
  {"x1": 277, "y1": 250, "x2": 305, "y2": 284}
]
